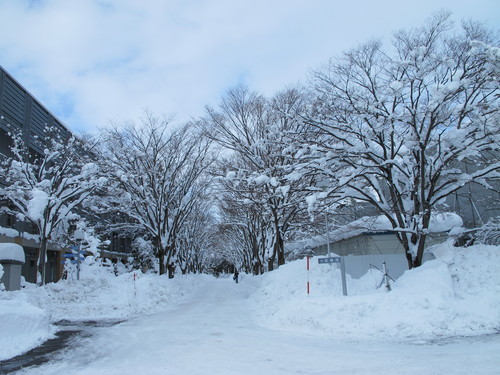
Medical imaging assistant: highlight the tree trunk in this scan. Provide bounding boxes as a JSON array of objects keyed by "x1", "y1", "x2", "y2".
[
  {"x1": 273, "y1": 213, "x2": 285, "y2": 267},
  {"x1": 155, "y1": 236, "x2": 166, "y2": 275},
  {"x1": 37, "y1": 237, "x2": 48, "y2": 286},
  {"x1": 413, "y1": 234, "x2": 426, "y2": 268},
  {"x1": 267, "y1": 258, "x2": 274, "y2": 272},
  {"x1": 166, "y1": 244, "x2": 176, "y2": 278},
  {"x1": 276, "y1": 235, "x2": 285, "y2": 266},
  {"x1": 158, "y1": 251, "x2": 166, "y2": 275},
  {"x1": 403, "y1": 233, "x2": 427, "y2": 269},
  {"x1": 168, "y1": 263, "x2": 175, "y2": 279}
]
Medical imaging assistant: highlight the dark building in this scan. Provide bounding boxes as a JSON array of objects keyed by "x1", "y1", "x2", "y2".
[
  {"x1": 0, "y1": 66, "x2": 72, "y2": 283},
  {"x1": 1, "y1": 66, "x2": 133, "y2": 284}
]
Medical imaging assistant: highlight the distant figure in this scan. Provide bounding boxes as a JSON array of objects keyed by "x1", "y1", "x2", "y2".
[{"x1": 233, "y1": 270, "x2": 239, "y2": 284}]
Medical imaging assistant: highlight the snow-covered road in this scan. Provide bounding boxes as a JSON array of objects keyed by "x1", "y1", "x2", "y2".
[{"x1": 15, "y1": 277, "x2": 500, "y2": 375}]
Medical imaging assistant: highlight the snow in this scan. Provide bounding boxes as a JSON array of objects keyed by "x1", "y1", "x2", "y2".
[
  {"x1": 10, "y1": 260, "x2": 211, "y2": 322},
  {"x1": 0, "y1": 243, "x2": 499, "y2": 373},
  {"x1": 293, "y1": 213, "x2": 463, "y2": 250},
  {"x1": 253, "y1": 174, "x2": 270, "y2": 185},
  {"x1": 27, "y1": 189, "x2": 49, "y2": 222},
  {"x1": 0, "y1": 243, "x2": 25, "y2": 263},
  {"x1": 254, "y1": 242, "x2": 500, "y2": 342},
  {"x1": 389, "y1": 80, "x2": 404, "y2": 92},
  {"x1": 0, "y1": 300, "x2": 54, "y2": 361},
  {"x1": 0, "y1": 227, "x2": 39, "y2": 242},
  {"x1": 429, "y1": 212, "x2": 463, "y2": 233}
]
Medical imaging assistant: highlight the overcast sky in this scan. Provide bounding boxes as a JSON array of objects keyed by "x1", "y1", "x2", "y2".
[{"x1": 0, "y1": 0, "x2": 498, "y2": 133}]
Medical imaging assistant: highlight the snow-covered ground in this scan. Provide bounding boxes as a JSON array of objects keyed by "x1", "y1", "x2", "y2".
[
  {"x1": 254, "y1": 242, "x2": 500, "y2": 342},
  {"x1": 1, "y1": 242, "x2": 499, "y2": 374}
]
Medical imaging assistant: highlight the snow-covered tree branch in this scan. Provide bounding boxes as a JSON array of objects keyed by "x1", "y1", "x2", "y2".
[
  {"x1": 306, "y1": 12, "x2": 499, "y2": 268},
  {"x1": 99, "y1": 113, "x2": 216, "y2": 277},
  {"x1": 0, "y1": 127, "x2": 107, "y2": 284},
  {"x1": 201, "y1": 86, "x2": 317, "y2": 271}
]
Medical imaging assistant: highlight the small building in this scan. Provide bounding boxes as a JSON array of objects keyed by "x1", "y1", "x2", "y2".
[{"x1": 287, "y1": 213, "x2": 462, "y2": 279}]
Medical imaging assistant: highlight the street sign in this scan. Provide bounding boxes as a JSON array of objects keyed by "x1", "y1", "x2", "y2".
[
  {"x1": 318, "y1": 257, "x2": 341, "y2": 264},
  {"x1": 317, "y1": 256, "x2": 347, "y2": 295},
  {"x1": 62, "y1": 253, "x2": 84, "y2": 258}
]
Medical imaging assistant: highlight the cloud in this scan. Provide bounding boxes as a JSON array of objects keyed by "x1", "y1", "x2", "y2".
[{"x1": 0, "y1": 0, "x2": 499, "y2": 133}]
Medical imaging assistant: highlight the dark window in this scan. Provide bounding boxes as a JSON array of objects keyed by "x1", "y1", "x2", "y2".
[{"x1": 6, "y1": 214, "x2": 16, "y2": 228}]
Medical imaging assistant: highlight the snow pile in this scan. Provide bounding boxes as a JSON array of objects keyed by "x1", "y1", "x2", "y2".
[
  {"x1": 0, "y1": 300, "x2": 54, "y2": 361},
  {"x1": 252, "y1": 242, "x2": 500, "y2": 342},
  {"x1": 0, "y1": 243, "x2": 25, "y2": 263},
  {"x1": 12, "y1": 264, "x2": 211, "y2": 322},
  {"x1": 0, "y1": 261, "x2": 210, "y2": 360}
]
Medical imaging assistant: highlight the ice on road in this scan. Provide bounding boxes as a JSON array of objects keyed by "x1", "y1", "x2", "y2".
[{"x1": 16, "y1": 277, "x2": 500, "y2": 375}]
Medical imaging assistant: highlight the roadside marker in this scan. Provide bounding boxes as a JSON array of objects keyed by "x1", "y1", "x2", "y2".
[{"x1": 306, "y1": 256, "x2": 311, "y2": 295}]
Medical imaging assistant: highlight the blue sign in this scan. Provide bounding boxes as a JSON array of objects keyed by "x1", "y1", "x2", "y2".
[
  {"x1": 61, "y1": 259, "x2": 84, "y2": 264},
  {"x1": 62, "y1": 254, "x2": 85, "y2": 260}
]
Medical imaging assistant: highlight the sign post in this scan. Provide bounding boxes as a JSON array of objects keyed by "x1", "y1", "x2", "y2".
[
  {"x1": 340, "y1": 257, "x2": 347, "y2": 296},
  {"x1": 318, "y1": 256, "x2": 348, "y2": 296},
  {"x1": 74, "y1": 230, "x2": 85, "y2": 281}
]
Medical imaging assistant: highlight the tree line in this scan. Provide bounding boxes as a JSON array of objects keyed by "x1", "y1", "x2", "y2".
[{"x1": 1, "y1": 12, "x2": 498, "y2": 284}]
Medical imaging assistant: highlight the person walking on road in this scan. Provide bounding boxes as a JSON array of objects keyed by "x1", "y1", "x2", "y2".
[{"x1": 233, "y1": 270, "x2": 239, "y2": 284}]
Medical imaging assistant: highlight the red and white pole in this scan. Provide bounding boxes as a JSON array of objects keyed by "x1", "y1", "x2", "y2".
[{"x1": 306, "y1": 256, "x2": 310, "y2": 295}]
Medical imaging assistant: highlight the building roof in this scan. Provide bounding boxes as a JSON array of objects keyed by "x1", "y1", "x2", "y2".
[{"x1": 287, "y1": 212, "x2": 463, "y2": 253}]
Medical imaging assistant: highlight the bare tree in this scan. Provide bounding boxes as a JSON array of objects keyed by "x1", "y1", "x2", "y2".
[
  {"x1": 214, "y1": 175, "x2": 271, "y2": 274},
  {"x1": 176, "y1": 197, "x2": 217, "y2": 274},
  {"x1": 201, "y1": 86, "x2": 316, "y2": 271},
  {"x1": 307, "y1": 12, "x2": 500, "y2": 268},
  {"x1": 100, "y1": 114, "x2": 215, "y2": 277}
]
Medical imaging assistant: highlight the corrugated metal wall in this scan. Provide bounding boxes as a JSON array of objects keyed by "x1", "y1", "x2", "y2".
[{"x1": 0, "y1": 66, "x2": 70, "y2": 155}]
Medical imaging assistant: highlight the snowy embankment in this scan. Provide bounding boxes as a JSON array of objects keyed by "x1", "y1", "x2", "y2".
[
  {"x1": 0, "y1": 300, "x2": 54, "y2": 361},
  {"x1": 252, "y1": 242, "x2": 500, "y2": 342},
  {"x1": 0, "y1": 242, "x2": 499, "y2": 362},
  {"x1": 0, "y1": 260, "x2": 209, "y2": 361}
]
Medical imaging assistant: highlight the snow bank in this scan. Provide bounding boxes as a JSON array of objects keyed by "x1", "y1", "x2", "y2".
[
  {"x1": 252, "y1": 242, "x2": 500, "y2": 342},
  {"x1": 0, "y1": 300, "x2": 54, "y2": 361},
  {"x1": 9, "y1": 260, "x2": 211, "y2": 322},
  {"x1": 1, "y1": 242, "x2": 498, "y2": 362},
  {"x1": 23, "y1": 271, "x2": 211, "y2": 321},
  {"x1": 0, "y1": 243, "x2": 25, "y2": 263},
  {"x1": 0, "y1": 261, "x2": 210, "y2": 360}
]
